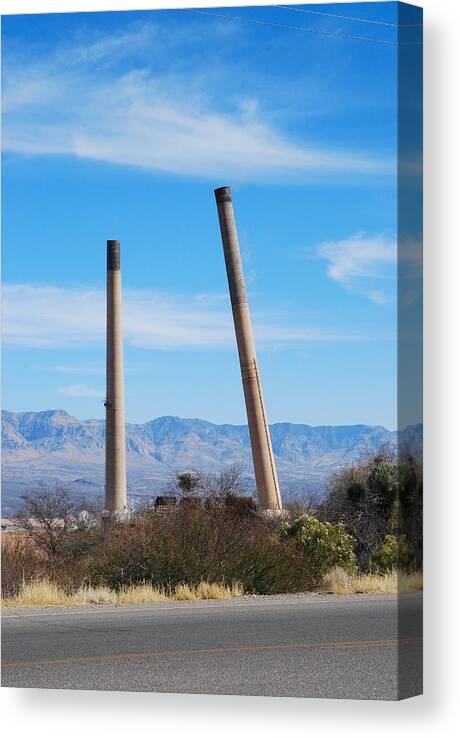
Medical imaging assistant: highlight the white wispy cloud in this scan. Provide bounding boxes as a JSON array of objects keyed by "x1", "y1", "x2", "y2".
[
  {"x1": 2, "y1": 283, "x2": 363, "y2": 350},
  {"x1": 57, "y1": 384, "x2": 103, "y2": 398},
  {"x1": 315, "y1": 233, "x2": 397, "y2": 304},
  {"x1": 2, "y1": 23, "x2": 391, "y2": 182}
]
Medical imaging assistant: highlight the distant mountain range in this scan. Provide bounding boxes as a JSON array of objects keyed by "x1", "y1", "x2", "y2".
[{"x1": 1, "y1": 409, "x2": 422, "y2": 513}]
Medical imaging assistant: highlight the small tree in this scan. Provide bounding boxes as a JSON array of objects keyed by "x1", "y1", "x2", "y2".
[
  {"x1": 176, "y1": 472, "x2": 200, "y2": 495},
  {"x1": 283, "y1": 515, "x2": 356, "y2": 577},
  {"x1": 199, "y1": 465, "x2": 253, "y2": 500},
  {"x1": 170, "y1": 465, "x2": 254, "y2": 506},
  {"x1": 284, "y1": 489, "x2": 322, "y2": 519},
  {"x1": 16, "y1": 488, "x2": 86, "y2": 563},
  {"x1": 322, "y1": 451, "x2": 398, "y2": 569}
]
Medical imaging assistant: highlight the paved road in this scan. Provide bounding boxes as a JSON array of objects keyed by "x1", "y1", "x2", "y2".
[{"x1": 1, "y1": 592, "x2": 422, "y2": 700}]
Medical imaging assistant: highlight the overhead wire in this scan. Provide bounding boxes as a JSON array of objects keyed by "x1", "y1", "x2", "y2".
[
  {"x1": 275, "y1": 5, "x2": 422, "y2": 29},
  {"x1": 182, "y1": 8, "x2": 421, "y2": 46}
]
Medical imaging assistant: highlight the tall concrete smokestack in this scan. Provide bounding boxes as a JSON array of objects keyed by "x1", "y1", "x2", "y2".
[
  {"x1": 105, "y1": 240, "x2": 127, "y2": 512},
  {"x1": 214, "y1": 186, "x2": 282, "y2": 511}
]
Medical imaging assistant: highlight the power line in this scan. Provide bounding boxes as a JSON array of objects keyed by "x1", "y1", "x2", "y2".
[
  {"x1": 276, "y1": 5, "x2": 422, "y2": 29},
  {"x1": 182, "y1": 8, "x2": 421, "y2": 46},
  {"x1": 184, "y1": 8, "x2": 395, "y2": 43}
]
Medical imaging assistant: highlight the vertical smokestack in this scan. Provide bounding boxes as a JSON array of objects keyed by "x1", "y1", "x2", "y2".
[
  {"x1": 214, "y1": 187, "x2": 282, "y2": 511},
  {"x1": 105, "y1": 239, "x2": 127, "y2": 512}
]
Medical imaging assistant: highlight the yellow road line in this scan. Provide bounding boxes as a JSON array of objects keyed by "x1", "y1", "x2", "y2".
[{"x1": 2, "y1": 637, "x2": 420, "y2": 669}]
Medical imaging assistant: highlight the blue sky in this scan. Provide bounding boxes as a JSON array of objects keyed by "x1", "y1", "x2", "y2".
[{"x1": 1, "y1": 3, "x2": 422, "y2": 428}]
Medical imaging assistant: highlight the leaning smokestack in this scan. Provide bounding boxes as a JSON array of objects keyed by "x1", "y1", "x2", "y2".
[
  {"x1": 214, "y1": 187, "x2": 282, "y2": 511},
  {"x1": 105, "y1": 239, "x2": 127, "y2": 512}
]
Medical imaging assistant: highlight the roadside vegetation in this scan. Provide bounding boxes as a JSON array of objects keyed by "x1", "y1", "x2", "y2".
[
  {"x1": 2, "y1": 579, "x2": 243, "y2": 608},
  {"x1": 322, "y1": 567, "x2": 423, "y2": 595},
  {"x1": 1, "y1": 454, "x2": 422, "y2": 606}
]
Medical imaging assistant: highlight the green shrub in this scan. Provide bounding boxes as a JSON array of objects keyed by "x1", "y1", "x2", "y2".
[
  {"x1": 283, "y1": 515, "x2": 356, "y2": 576},
  {"x1": 321, "y1": 451, "x2": 399, "y2": 569},
  {"x1": 370, "y1": 534, "x2": 415, "y2": 572},
  {"x1": 85, "y1": 506, "x2": 319, "y2": 595}
]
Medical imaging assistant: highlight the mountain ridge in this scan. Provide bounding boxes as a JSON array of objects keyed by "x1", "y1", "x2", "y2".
[{"x1": 1, "y1": 409, "x2": 422, "y2": 513}]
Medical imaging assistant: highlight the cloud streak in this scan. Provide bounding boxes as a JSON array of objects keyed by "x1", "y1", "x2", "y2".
[
  {"x1": 2, "y1": 283, "x2": 363, "y2": 350},
  {"x1": 315, "y1": 233, "x2": 397, "y2": 304},
  {"x1": 2, "y1": 22, "x2": 392, "y2": 182},
  {"x1": 57, "y1": 384, "x2": 103, "y2": 398}
]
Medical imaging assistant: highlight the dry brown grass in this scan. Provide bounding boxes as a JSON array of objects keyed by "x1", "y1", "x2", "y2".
[
  {"x1": 322, "y1": 567, "x2": 423, "y2": 595},
  {"x1": 2, "y1": 579, "x2": 244, "y2": 608},
  {"x1": 1, "y1": 532, "x2": 48, "y2": 597},
  {"x1": 175, "y1": 581, "x2": 243, "y2": 601}
]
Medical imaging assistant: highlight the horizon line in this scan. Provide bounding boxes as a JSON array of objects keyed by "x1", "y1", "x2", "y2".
[{"x1": 1, "y1": 407, "x2": 423, "y2": 433}]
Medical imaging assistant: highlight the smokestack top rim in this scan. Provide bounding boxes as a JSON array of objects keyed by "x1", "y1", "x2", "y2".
[
  {"x1": 214, "y1": 186, "x2": 232, "y2": 204},
  {"x1": 107, "y1": 240, "x2": 121, "y2": 271}
]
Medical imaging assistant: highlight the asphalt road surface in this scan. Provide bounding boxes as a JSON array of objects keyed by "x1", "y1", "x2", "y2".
[{"x1": 2, "y1": 592, "x2": 422, "y2": 700}]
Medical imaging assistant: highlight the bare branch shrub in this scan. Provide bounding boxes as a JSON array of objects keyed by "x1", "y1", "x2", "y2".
[
  {"x1": 1, "y1": 533, "x2": 47, "y2": 598},
  {"x1": 15, "y1": 488, "x2": 91, "y2": 561},
  {"x1": 86, "y1": 505, "x2": 317, "y2": 594},
  {"x1": 283, "y1": 488, "x2": 322, "y2": 520}
]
